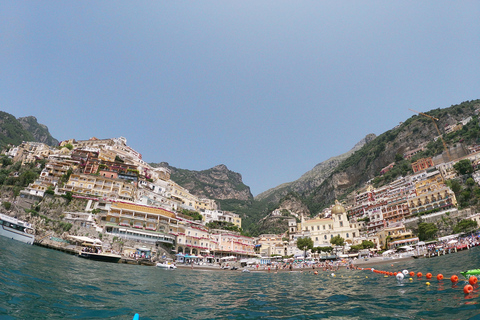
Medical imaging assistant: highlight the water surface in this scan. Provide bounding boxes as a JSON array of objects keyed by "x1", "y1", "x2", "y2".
[{"x1": 1, "y1": 237, "x2": 480, "y2": 319}]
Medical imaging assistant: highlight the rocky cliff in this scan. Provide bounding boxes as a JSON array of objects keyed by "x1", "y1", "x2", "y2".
[
  {"x1": 151, "y1": 163, "x2": 254, "y2": 202},
  {"x1": 255, "y1": 133, "x2": 377, "y2": 204},
  {"x1": 0, "y1": 111, "x2": 35, "y2": 147},
  {"x1": 0, "y1": 111, "x2": 58, "y2": 147},
  {"x1": 18, "y1": 116, "x2": 59, "y2": 146}
]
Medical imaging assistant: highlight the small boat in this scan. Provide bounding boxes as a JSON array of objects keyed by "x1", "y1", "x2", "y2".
[
  {"x1": 156, "y1": 262, "x2": 177, "y2": 269},
  {"x1": 0, "y1": 213, "x2": 35, "y2": 245},
  {"x1": 78, "y1": 241, "x2": 121, "y2": 263},
  {"x1": 461, "y1": 269, "x2": 480, "y2": 278}
]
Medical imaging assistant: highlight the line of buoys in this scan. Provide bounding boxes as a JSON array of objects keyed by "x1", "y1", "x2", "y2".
[{"x1": 359, "y1": 266, "x2": 480, "y2": 298}]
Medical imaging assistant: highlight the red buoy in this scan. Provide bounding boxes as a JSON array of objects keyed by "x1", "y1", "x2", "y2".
[
  {"x1": 451, "y1": 275, "x2": 459, "y2": 283},
  {"x1": 426, "y1": 273, "x2": 432, "y2": 279},
  {"x1": 464, "y1": 284, "x2": 474, "y2": 294},
  {"x1": 436, "y1": 274, "x2": 444, "y2": 281},
  {"x1": 417, "y1": 272, "x2": 423, "y2": 278},
  {"x1": 469, "y1": 276, "x2": 478, "y2": 285},
  {"x1": 409, "y1": 271, "x2": 415, "y2": 277}
]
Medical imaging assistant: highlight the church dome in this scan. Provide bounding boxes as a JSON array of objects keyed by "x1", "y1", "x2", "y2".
[{"x1": 331, "y1": 200, "x2": 346, "y2": 214}]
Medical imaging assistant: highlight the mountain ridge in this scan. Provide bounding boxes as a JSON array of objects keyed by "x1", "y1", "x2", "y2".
[{"x1": 0, "y1": 112, "x2": 59, "y2": 147}]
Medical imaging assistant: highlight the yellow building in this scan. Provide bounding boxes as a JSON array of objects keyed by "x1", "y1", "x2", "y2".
[
  {"x1": 169, "y1": 181, "x2": 199, "y2": 209},
  {"x1": 376, "y1": 222, "x2": 417, "y2": 249},
  {"x1": 63, "y1": 173, "x2": 136, "y2": 201},
  {"x1": 255, "y1": 234, "x2": 286, "y2": 257},
  {"x1": 104, "y1": 201, "x2": 177, "y2": 246},
  {"x1": 408, "y1": 186, "x2": 457, "y2": 216},
  {"x1": 195, "y1": 198, "x2": 218, "y2": 212},
  {"x1": 300, "y1": 201, "x2": 360, "y2": 246}
]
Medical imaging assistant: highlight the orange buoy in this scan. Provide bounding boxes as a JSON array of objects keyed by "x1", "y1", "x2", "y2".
[
  {"x1": 426, "y1": 273, "x2": 432, "y2": 279},
  {"x1": 394, "y1": 272, "x2": 398, "y2": 276},
  {"x1": 451, "y1": 275, "x2": 459, "y2": 283},
  {"x1": 464, "y1": 284, "x2": 474, "y2": 294},
  {"x1": 437, "y1": 274, "x2": 444, "y2": 281},
  {"x1": 409, "y1": 271, "x2": 415, "y2": 277},
  {"x1": 417, "y1": 272, "x2": 423, "y2": 278},
  {"x1": 469, "y1": 276, "x2": 478, "y2": 285}
]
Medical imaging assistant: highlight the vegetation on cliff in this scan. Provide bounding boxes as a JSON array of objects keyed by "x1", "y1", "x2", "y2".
[{"x1": 0, "y1": 112, "x2": 58, "y2": 148}]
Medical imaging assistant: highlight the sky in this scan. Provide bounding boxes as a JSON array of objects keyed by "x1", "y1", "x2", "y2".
[{"x1": 1, "y1": 1, "x2": 479, "y2": 196}]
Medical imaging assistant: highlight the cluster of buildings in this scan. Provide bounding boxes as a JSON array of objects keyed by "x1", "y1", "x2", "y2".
[
  {"x1": 5, "y1": 118, "x2": 480, "y2": 262},
  {"x1": 254, "y1": 142, "x2": 480, "y2": 260},
  {"x1": 7, "y1": 137, "x2": 250, "y2": 261}
]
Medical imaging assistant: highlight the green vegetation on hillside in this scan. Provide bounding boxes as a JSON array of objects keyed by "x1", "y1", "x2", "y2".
[{"x1": 0, "y1": 112, "x2": 35, "y2": 148}]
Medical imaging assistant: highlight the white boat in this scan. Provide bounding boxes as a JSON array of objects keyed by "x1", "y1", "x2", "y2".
[
  {"x1": 156, "y1": 262, "x2": 177, "y2": 269},
  {"x1": 0, "y1": 213, "x2": 35, "y2": 245}
]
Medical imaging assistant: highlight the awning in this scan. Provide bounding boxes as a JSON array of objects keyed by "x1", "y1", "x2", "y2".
[{"x1": 382, "y1": 249, "x2": 395, "y2": 255}]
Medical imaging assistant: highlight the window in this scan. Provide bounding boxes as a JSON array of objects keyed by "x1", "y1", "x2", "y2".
[
  {"x1": 315, "y1": 237, "x2": 318, "y2": 241},
  {"x1": 340, "y1": 221, "x2": 343, "y2": 227},
  {"x1": 346, "y1": 233, "x2": 349, "y2": 238},
  {"x1": 323, "y1": 225, "x2": 326, "y2": 230},
  {"x1": 324, "y1": 235, "x2": 327, "y2": 240}
]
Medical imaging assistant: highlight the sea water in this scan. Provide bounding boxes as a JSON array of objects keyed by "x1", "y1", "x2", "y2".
[{"x1": 1, "y1": 236, "x2": 480, "y2": 320}]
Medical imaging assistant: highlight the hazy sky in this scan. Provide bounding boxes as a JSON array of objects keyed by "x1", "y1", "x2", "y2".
[{"x1": 1, "y1": 2, "x2": 479, "y2": 196}]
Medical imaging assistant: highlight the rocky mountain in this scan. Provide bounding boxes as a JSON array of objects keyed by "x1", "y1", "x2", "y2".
[
  {"x1": 150, "y1": 163, "x2": 254, "y2": 202},
  {"x1": 0, "y1": 111, "x2": 35, "y2": 147},
  {"x1": 17, "y1": 116, "x2": 59, "y2": 146},
  {"x1": 255, "y1": 133, "x2": 377, "y2": 204},
  {"x1": 304, "y1": 99, "x2": 480, "y2": 213},
  {"x1": 0, "y1": 111, "x2": 58, "y2": 147}
]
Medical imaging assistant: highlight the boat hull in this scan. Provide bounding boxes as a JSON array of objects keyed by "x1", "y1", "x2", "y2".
[
  {"x1": 0, "y1": 225, "x2": 35, "y2": 245},
  {"x1": 78, "y1": 252, "x2": 122, "y2": 263},
  {"x1": 156, "y1": 263, "x2": 177, "y2": 269}
]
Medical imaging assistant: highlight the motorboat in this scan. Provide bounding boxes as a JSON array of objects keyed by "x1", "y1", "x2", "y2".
[
  {"x1": 78, "y1": 240, "x2": 121, "y2": 263},
  {"x1": 156, "y1": 262, "x2": 177, "y2": 269},
  {"x1": 0, "y1": 213, "x2": 35, "y2": 245},
  {"x1": 78, "y1": 250, "x2": 122, "y2": 263}
]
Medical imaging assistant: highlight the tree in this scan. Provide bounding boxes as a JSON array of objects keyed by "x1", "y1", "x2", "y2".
[
  {"x1": 453, "y1": 219, "x2": 478, "y2": 234},
  {"x1": 446, "y1": 179, "x2": 462, "y2": 197},
  {"x1": 296, "y1": 237, "x2": 314, "y2": 259},
  {"x1": 418, "y1": 222, "x2": 438, "y2": 241},
  {"x1": 330, "y1": 235, "x2": 345, "y2": 247},
  {"x1": 453, "y1": 159, "x2": 473, "y2": 175},
  {"x1": 384, "y1": 235, "x2": 392, "y2": 250},
  {"x1": 361, "y1": 240, "x2": 375, "y2": 249},
  {"x1": 2, "y1": 201, "x2": 11, "y2": 210}
]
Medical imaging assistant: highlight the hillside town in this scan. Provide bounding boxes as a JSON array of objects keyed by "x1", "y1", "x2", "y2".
[{"x1": 2, "y1": 111, "x2": 480, "y2": 266}]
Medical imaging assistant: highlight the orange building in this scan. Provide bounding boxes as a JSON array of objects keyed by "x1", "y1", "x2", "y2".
[{"x1": 412, "y1": 157, "x2": 434, "y2": 173}]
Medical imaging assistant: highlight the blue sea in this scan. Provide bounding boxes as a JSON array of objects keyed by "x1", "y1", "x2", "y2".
[{"x1": 2, "y1": 236, "x2": 480, "y2": 320}]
